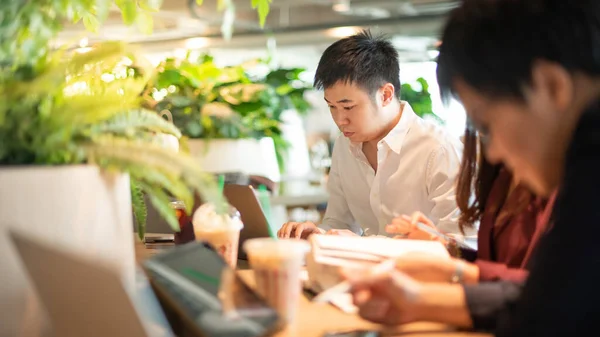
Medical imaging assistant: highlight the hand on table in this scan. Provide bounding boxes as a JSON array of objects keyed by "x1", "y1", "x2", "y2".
[
  {"x1": 277, "y1": 221, "x2": 325, "y2": 239},
  {"x1": 325, "y1": 229, "x2": 359, "y2": 237}
]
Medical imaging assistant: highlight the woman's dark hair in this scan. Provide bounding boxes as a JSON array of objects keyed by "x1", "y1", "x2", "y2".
[{"x1": 456, "y1": 125, "x2": 501, "y2": 233}]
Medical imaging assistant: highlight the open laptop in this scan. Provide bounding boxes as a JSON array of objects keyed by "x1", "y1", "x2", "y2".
[
  {"x1": 142, "y1": 194, "x2": 176, "y2": 243},
  {"x1": 223, "y1": 184, "x2": 275, "y2": 260},
  {"x1": 141, "y1": 184, "x2": 274, "y2": 259},
  {"x1": 142, "y1": 173, "x2": 251, "y2": 242},
  {"x1": 9, "y1": 230, "x2": 174, "y2": 337}
]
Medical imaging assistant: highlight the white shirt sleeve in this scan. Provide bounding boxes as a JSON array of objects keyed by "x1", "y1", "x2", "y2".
[
  {"x1": 320, "y1": 139, "x2": 361, "y2": 234},
  {"x1": 424, "y1": 142, "x2": 463, "y2": 235}
]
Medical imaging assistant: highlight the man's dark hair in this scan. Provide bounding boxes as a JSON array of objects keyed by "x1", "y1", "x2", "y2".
[
  {"x1": 314, "y1": 29, "x2": 401, "y2": 100},
  {"x1": 437, "y1": 0, "x2": 600, "y2": 103}
]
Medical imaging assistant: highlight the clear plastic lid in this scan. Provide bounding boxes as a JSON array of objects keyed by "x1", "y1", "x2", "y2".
[{"x1": 192, "y1": 202, "x2": 243, "y2": 231}]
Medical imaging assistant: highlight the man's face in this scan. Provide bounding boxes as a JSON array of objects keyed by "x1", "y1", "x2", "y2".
[
  {"x1": 324, "y1": 82, "x2": 384, "y2": 143},
  {"x1": 454, "y1": 64, "x2": 573, "y2": 196}
]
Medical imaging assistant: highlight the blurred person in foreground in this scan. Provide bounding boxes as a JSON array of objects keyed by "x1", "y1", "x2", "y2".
[
  {"x1": 278, "y1": 30, "x2": 470, "y2": 240},
  {"x1": 343, "y1": 0, "x2": 600, "y2": 335}
]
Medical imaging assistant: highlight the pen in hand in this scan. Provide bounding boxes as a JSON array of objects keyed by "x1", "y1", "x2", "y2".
[
  {"x1": 383, "y1": 206, "x2": 472, "y2": 250},
  {"x1": 312, "y1": 259, "x2": 396, "y2": 304}
]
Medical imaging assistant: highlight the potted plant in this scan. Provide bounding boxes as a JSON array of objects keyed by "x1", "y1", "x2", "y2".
[
  {"x1": 262, "y1": 65, "x2": 314, "y2": 179},
  {"x1": 145, "y1": 55, "x2": 312, "y2": 184},
  {"x1": 0, "y1": 2, "x2": 238, "y2": 335}
]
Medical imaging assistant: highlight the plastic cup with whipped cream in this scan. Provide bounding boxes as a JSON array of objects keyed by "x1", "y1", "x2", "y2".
[{"x1": 192, "y1": 203, "x2": 243, "y2": 268}]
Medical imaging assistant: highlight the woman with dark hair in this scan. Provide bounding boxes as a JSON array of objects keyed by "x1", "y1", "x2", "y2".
[{"x1": 386, "y1": 124, "x2": 556, "y2": 284}]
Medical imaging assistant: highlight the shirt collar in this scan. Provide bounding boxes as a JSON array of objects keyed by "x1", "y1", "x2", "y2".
[{"x1": 348, "y1": 101, "x2": 417, "y2": 156}]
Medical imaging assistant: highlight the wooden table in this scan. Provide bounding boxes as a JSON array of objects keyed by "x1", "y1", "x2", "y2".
[
  {"x1": 135, "y1": 241, "x2": 491, "y2": 337},
  {"x1": 237, "y1": 269, "x2": 489, "y2": 337}
]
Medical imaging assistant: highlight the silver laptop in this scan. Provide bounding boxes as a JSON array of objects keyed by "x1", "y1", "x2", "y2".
[
  {"x1": 9, "y1": 230, "x2": 174, "y2": 337},
  {"x1": 223, "y1": 184, "x2": 275, "y2": 260}
]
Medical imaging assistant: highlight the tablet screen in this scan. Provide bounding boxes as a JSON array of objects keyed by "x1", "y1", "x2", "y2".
[{"x1": 145, "y1": 242, "x2": 281, "y2": 337}]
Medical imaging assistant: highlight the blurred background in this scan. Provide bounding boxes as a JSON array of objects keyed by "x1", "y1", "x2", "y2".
[
  {"x1": 56, "y1": 0, "x2": 468, "y2": 226},
  {"x1": 15, "y1": 0, "x2": 465, "y2": 228}
]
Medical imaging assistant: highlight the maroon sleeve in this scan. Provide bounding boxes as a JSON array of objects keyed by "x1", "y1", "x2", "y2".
[{"x1": 475, "y1": 259, "x2": 528, "y2": 283}]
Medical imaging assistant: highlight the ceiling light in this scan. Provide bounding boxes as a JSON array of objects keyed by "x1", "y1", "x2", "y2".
[
  {"x1": 75, "y1": 47, "x2": 92, "y2": 54},
  {"x1": 332, "y1": 0, "x2": 350, "y2": 13},
  {"x1": 428, "y1": 50, "x2": 440, "y2": 59},
  {"x1": 78, "y1": 37, "x2": 88, "y2": 48},
  {"x1": 73, "y1": 37, "x2": 92, "y2": 53},
  {"x1": 184, "y1": 37, "x2": 210, "y2": 49},
  {"x1": 326, "y1": 26, "x2": 361, "y2": 38}
]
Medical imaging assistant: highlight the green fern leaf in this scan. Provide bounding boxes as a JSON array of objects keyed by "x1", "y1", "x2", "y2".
[
  {"x1": 116, "y1": 0, "x2": 138, "y2": 25},
  {"x1": 82, "y1": 13, "x2": 101, "y2": 33},
  {"x1": 127, "y1": 164, "x2": 194, "y2": 215},
  {"x1": 137, "y1": 180, "x2": 180, "y2": 232},
  {"x1": 130, "y1": 179, "x2": 147, "y2": 240},
  {"x1": 136, "y1": 11, "x2": 154, "y2": 35},
  {"x1": 86, "y1": 136, "x2": 224, "y2": 211},
  {"x1": 252, "y1": 0, "x2": 272, "y2": 27},
  {"x1": 91, "y1": 109, "x2": 182, "y2": 138}
]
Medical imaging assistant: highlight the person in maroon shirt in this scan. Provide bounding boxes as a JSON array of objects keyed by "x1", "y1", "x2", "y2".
[{"x1": 386, "y1": 126, "x2": 556, "y2": 284}]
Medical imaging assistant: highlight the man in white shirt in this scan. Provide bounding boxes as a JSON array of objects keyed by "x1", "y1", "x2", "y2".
[{"x1": 278, "y1": 30, "x2": 466, "y2": 239}]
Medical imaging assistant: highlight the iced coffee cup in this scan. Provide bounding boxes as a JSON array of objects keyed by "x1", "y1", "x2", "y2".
[
  {"x1": 192, "y1": 203, "x2": 243, "y2": 268},
  {"x1": 243, "y1": 238, "x2": 310, "y2": 324}
]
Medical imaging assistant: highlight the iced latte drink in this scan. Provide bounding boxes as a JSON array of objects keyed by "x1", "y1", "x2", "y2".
[
  {"x1": 192, "y1": 203, "x2": 243, "y2": 268},
  {"x1": 243, "y1": 238, "x2": 310, "y2": 324}
]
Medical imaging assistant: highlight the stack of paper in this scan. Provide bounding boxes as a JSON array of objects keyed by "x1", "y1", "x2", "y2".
[{"x1": 305, "y1": 235, "x2": 450, "y2": 297}]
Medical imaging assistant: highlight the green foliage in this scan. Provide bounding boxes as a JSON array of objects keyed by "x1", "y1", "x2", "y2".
[
  {"x1": 0, "y1": 0, "x2": 255, "y2": 240},
  {"x1": 194, "y1": 0, "x2": 272, "y2": 39},
  {"x1": 130, "y1": 179, "x2": 147, "y2": 237},
  {"x1": 401, "y1": 77, "x2": 444, "y2": 123},
  {"x1": 0, "y1": 42, "x2": 224, "y2": 239},
  {"x1": 251, "y1": 0, "x2": 273, "y2": 27},
  {"x1": 0, "y1": 0, "x2": 162, "y2": 68},
  {"x1": 145, "y1": 55, "x2": 312, "y2": 171},
  {"x1": 263, "y1": 67, "x2": 312, "y2": 119}
]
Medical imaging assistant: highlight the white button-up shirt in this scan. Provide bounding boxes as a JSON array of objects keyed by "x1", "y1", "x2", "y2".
[{"x1": 320, "y1": 102, "x2": 469, "y2": 237}]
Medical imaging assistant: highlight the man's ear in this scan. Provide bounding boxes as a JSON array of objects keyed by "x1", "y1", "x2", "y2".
[
  {"x1": 531, "y1": 61, "x2": 573, "y2": 112},
  {"x1": 380, "y1": 83, "x2": 396, "y2": 106}
]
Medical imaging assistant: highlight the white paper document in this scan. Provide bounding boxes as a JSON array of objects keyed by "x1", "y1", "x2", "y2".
[{"x1": 306, "y1": 235, "x2": 450, "y2": 313}]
